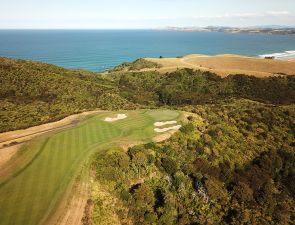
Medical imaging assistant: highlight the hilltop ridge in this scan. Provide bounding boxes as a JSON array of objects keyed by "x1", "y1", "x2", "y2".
[
  {"x1": 144, "y1": 54, "x2": 295, "y2": 77},
  {"x1": 1, "y1": 57, "x2": 294, "y2": 132}
]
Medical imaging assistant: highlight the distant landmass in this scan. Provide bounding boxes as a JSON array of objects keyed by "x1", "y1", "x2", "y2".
[{"x1": 164, "y1": 26, "x2": 295, "y2": 35}]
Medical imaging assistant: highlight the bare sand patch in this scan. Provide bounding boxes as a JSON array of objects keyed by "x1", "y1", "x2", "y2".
[
  {"x1": 104, "y1": 114, "x2": 127, "y2": 122},
  {"x1": 145, "y1": 54, "x2": 295, "y2": 77},
  {"x1": 154, "y1": 125, "x2": 182, "y2": 133},
  {"x1": 45, "y1": 169, "x2": 92, "y2": 225},
  {"x1": 120, "y1": 142, "x2": 141, "y2": 151},
  {"x1": 51, "y1": 179, "x2": 90, "y2": 225},
  {"x1": 0, "y1": 144, "x2": 21, "y2": 170},
  {"x1": 153, "y1": 130, "x2": 178, "y2": 143},
  {"x1": 154, "y1": 121, "x2": 177, "y2": 127}
]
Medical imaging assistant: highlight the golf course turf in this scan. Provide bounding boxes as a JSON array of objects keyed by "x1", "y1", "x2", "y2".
[{"x1": 0, "y1": 110, "x2": 182, "y2": 225}]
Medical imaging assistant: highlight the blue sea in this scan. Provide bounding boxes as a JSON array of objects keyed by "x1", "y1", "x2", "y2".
[{"x1": 0, "y1": 30, "x2": 294, "y2": 72}]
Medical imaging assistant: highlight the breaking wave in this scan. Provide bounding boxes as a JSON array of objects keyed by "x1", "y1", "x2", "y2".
[{"x1": 259, "y1": 50, "x2": 295, "y2": 60}]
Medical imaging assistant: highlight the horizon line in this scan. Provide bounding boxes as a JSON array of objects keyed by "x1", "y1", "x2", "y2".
[{"x1": 0, "y1": 25, "x2": 295, "y2": 30}]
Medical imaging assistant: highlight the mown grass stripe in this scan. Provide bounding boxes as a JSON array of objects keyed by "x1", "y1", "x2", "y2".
[
  {"x1": 90, "y1": 122, "x2": 97, "y2": 145},
  {"x1": 86, "y1": 121, "x2": 92, "y2": 146},
  {"x1": 29, "y1": 138, "x2": 57, "y2": 225},
  {"x1": 69, "y1": 129, "x2": 75, "y2": 162},
  {"x1": 0, "y1": 138, "x2": 49, "y2": 189},
  {"x1": 78, "y1": 126, "x2": 84, "y2": 152}
]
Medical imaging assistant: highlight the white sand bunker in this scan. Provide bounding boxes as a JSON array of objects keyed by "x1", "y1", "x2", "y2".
[
  {"x1": 154, "y1": 125, "x2": 182, "y2": 133},
  {"x1": 154, "y1": 121, "x2": 177, "y2": 127},
  {"x1": 104, "y1": 114, "x2": 127, "y2": 122}
]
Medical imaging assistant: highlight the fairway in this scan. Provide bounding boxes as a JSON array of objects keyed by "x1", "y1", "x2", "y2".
[{"x1": 0, "y1": 110, "x2": 181, "y2": 225}]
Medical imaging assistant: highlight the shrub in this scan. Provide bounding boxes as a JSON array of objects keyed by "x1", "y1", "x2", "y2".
[{"x1": 161, "y1": 157, "x2": 178, "y2": 175}]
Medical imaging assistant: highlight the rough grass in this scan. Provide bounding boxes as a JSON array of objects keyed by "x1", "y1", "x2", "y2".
[
  {"x1": 0, "y1": 110, "x2": 181, "y2": 225},
  {"x1": 146, "y1": 54, "x2": 295, "y2": 77}
]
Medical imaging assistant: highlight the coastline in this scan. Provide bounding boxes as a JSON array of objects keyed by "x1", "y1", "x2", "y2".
[
  {"x1": 1, "y1": 30, "x2": 295, "y2": 73},
  {"x1": 258, "y1": 50, "x2": 295, "y2": 61}
]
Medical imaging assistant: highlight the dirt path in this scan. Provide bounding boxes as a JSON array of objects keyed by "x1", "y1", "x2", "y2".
[
  {"x1": 52, "y1": 177, "x2": 91, "y2": 225},
  {"x1": 0, "y1": 145, "x2": 20, "y2": 170}
]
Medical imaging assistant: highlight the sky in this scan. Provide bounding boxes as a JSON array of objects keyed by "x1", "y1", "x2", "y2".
[{"x1": 0, "y1": 0, "x2": 295, "y2": 29}]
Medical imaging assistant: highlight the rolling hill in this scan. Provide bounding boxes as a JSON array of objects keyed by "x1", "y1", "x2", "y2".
[
  {"x1": 0, "y1": 57, "x2": 294, "y2": 225},
  {"x1": 145, "y1": 54, "x2": 295, "y2": 77}
]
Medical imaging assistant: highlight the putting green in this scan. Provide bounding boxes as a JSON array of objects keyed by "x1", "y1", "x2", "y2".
[{"x1": 0, "y1": 110, "x2": 181, "y2": 225}]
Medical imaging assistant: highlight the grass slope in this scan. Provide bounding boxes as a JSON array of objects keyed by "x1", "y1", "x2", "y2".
[
  {"x1": 0, "y1": 57, "x2": 135, "y2": 132},
  {"x1": 0, "y1": 110, "x2": 181, "y2": 225},
  {"x1": 146, "y1": 54, "x2": 295, "y2": 77},
  {"x1": 1, "y1": 57, "x2": 294, "y2": 133}
]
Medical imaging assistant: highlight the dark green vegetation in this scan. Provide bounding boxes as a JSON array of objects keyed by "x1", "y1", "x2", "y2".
[
  {"x1": 1, "y1": 58, "x2": 294, "y2": 132},
  {"x1": 115, "y1": 69, "x2": 295, "y2": 105},
  {"x1": 0, "y1": 57, "x2": 135, "y2": 132},
  {"x1": 112, "y1": 58, "x2": 162, "y2": 72},
  {"x1": 0, "y1": 57, "x2": 294, "y2": 225},
  {"x1": 93, "y1": 101, "x2": 295, "y2": 225}
]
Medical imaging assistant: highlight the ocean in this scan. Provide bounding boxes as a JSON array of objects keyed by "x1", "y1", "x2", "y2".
[{"x1": 0, "y1": 29, "x2": 294, "y2": 72}]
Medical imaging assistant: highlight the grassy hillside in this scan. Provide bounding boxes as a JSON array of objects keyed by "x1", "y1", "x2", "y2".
[
  {"x1": 146, "y1": 54, "x2": 295, "y2": 77},
  {"x1": 0, "y1": 57, "x2": 136, "y2": 132},
  {"x1": 0, "y1": 110, "x2": 182, "y2": 225},
  {"x1": 1, "y1": 58, "x2": 294, "y2": 132}
]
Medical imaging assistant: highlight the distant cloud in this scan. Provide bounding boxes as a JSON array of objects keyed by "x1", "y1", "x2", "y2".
[
  {"x1": 96, "y1": 11, "x2": 293, "y2": 23},
  {"x1": 190, "y1": 11, "x2": 293, "y2": 20},
  {"x1": 266, "y1": 11, "x2": 291, "y2": 16},
  {"x1": 120, "y1": 11, "x2": 294, "y2": 22}
]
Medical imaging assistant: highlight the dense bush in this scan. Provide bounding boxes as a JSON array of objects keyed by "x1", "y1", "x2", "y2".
[
  {"x1": 0, "y1": 57, "x2": 137, "y2": 132},
  {"x1": 112, "y1": 58, "x2": 161, "y2": 72},
  {"x1": 115, "y1": 69, "x2": 295, "y2": 105},
  {"x1": 161, "y1": 157, "x2": 178, "y2": 175},
  {"x1": 92, "y1": 100, "x2": 295, "y2": 224},
  {"x1": 1, "y1": 57, "x2": 294, "y2": 224},
  {"x1": 1, "y1": 57, "x2": 294, "y2": 132}
]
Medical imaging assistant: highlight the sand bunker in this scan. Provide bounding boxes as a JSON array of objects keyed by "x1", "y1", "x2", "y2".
[
  {"x1": 154, "y1": 121, "x2": 177, "y2": 127},
  {"x1": 104, "y1": 114, "x2": 127, "y2": 122},
  {"x1": 154, "y1": 125, "x2": 182, "y2": 133}
]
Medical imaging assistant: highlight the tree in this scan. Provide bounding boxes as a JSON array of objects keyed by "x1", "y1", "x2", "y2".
[
  {"x1": 205, "y1": 177, "x2": 229, "y2": 206},
  {"x1": 133, "y1": 184, "x2": 156, "y2": 220},
  {"x1": 232, "y1": 181, "x2": 254, "y2": 203},
  {"x1": 132, "y1": 151, "x2": 148, "y2": 176},
  {"x1": 161, "y1": 157, "x2": 178, "y2": 175}
]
